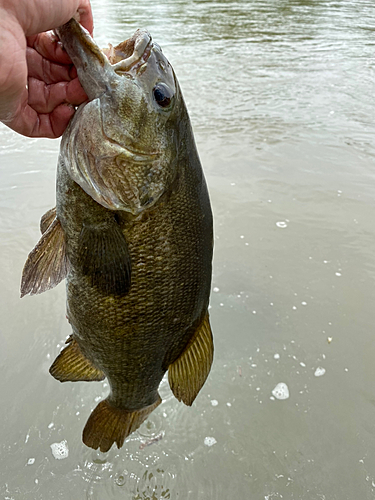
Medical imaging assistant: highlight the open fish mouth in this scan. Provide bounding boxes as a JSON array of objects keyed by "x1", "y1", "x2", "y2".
[
  {"x1": 103, "y1": 30, "x2": 153, "y2": 74},
  {"x1": 55, "y1": 20, "x2": 154, "y2": 99}
]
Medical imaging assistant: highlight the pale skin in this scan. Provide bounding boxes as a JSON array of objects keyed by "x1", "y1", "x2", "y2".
[{"x1": 0, "y1": 0, "x2": 93, "y2": 138}]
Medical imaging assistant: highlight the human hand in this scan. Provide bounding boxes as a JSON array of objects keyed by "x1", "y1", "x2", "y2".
[{"x1": 0, "y1": 0, "x2": 93, "y2": 138}]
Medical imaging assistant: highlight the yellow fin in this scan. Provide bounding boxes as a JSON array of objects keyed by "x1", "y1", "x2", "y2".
[
  {"x1": 40, "y1": 207, "x2": 56, "y2": 234},
  {"x1": 83, "y1": 397, "x2": 162, "y2": 452},
  {"x1": 49, "y1": 338, "x2": 105, "y2": 382},
  {"x1": 20, "y1": 217, "x2": 69, "y2": 297},
  {"x1": 168, "y1": 313, "x2": 214, "y2": 406}
]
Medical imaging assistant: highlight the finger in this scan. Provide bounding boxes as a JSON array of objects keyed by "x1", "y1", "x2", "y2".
[
  {"x1": 27, "y1": 31, "x2": 73, "y2": 65},
  {"x1": 26, "y1": 47, "x2": 74, "y2": 84},
  {"x1": 27, "y1": 77, "x2": 88, "y2": 114},
  {"x1": 5, "y1": 90, "x2": 75, "y2": 138},
  {"x1": 21, "y1": 0, "x2": 94, "y2": 37},
  {"x1": 46, "y1": 103, "x2": 77, "y2": 137},
  {"x1": 76, "y1": 0, "x2": 94, "y2": 35}
]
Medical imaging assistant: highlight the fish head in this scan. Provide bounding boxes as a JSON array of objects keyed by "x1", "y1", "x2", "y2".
[{"x1": 57, "y1": 19, "x2": 183, "y2": 214}]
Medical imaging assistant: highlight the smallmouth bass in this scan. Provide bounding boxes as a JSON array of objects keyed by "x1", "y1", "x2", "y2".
[{"x1": 21, "y1": 19, "x2": 214, "y2": 453}]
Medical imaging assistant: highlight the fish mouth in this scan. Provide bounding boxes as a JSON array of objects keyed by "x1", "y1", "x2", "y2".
[
  {"x1": 102, "y1": 30, "x2": 153, "y2": 74},
  {"x1": 55, "y1": 19, "x2": 153, "y2": 99}
]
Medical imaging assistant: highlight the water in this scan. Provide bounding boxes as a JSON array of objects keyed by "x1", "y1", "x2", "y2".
[{"x1": 1, "y1": 0, "x2": 375, "y2": 498}]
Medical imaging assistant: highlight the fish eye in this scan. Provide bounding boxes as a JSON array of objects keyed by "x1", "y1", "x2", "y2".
[{"x1": 153, "y1": 83, "x2": 173, "y2": 109}]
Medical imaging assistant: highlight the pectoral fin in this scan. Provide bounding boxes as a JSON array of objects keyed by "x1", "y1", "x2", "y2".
[
  {"x1": 49, "y1": 337, "x2": 105, "y2": 382},
  {"x1": 77, "y1": 221, "x2": 131, "y2": 296},
  {"x1": 40, "y1": 207, "x2": 56, "y2": 234},
  {"x1": 20, "y1": 217, "x2": 69, "y2": 297},
  {"x1": 168, "y1": 313, "x2": 214, "y2": 406}
]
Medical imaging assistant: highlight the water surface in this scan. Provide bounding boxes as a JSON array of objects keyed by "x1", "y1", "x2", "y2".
[{"x1": 1, "y1": 1, "x2": 375, "y2": 498}]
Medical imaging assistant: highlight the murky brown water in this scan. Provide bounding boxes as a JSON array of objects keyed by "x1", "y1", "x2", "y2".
[{"x1": 1, "y1": 1, "x2": 375, "y2": 498}]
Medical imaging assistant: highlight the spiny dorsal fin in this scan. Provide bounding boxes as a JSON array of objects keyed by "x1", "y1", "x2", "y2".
[
  {"x1": 83, "y1": 397, "x2": 162, "y2": 452},
  {"x1": 77, "y1": 221, "x2": 131, "y2": 296},
  {"x1": 20, "y1": 217, "x2": 69, "y2": 297},
  {"x1": 168, "y1": 313, "x2": 214, "y2": 406},
  {"x1": 40, "y1": 207, "x2": 56, "y2": 234},
  {"x1": 49, "y1": 337, "x2": 105, "y2": 382}
]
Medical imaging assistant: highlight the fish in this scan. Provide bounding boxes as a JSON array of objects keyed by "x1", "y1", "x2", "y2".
[{"x1": 20, "y1": 19, "x2": 214, "y2": 453}]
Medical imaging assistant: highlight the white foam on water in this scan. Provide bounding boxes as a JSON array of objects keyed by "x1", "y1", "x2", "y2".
[
  {"x1": 204, "y1": 436, "x2": 217, "y2": 447},
  {"x1": 50, "y1": 440, "x2": 69, "y2": 460},
  {"x1": 272, "y1": 383, "x2": 290, "y2": 400},
  {"x1": 211, "y1": 399, "x2": 218, "y2": 406},
  {"x1": 314, "y1": 367, "x2": 326, "y2": 377},
  {"x1": 276, "y1": 221, "x2": 288, "y2": 228}
]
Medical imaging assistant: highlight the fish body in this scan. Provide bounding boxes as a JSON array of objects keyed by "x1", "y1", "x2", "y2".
[{"x1": 21, "y1": 20, "x2": 213, "y2": 452}]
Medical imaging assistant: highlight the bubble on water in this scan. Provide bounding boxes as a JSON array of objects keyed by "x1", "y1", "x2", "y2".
[
  {"x1": 276, "y1": 221, "x2": 288, "y2": 228},
  {"x1": 314, "y1": 367, "x2": 326, "y2": 377},
  {"x1": 274, "y1": 353, "x2": 280, "y2": 360},
  {"x1": 272, "y1": 383, "x2": 290, "y2": 400},
  {"x1": 27, "y1": 458, "x2": 35, "y2": 465},
  {"x1": 204, "y1": 436, "x2": 217, "y2": 447},
  {"x1": 300, "y1": 362, "x2": 306, "y2": 367},
  {"x1": 50, "y1": 440, "x2": 69, "y2": 460},
  {"x1": 48, "y1": 422, "x2": 54, "y2": 429},
  {"x1": 301, "y1": 301, "x2": 307, "y2": 306},
  {"x1": 211, "y1": 399, "x2": 218, "y2": 406},
  {"x1": 335, "y1": 272, "x2": 342, "y2": 277},
  {"x1": 115, "y1": 473, "x2": 126, "y2": 487},
  {"x1": 213, "y1": 287, "x2": 220, "y2": 292}
]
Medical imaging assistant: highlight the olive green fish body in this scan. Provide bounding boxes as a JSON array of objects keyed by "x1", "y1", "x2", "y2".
[
  {"x1": 57, "y1": 142, "x2": 212, "y2": 409},
  {"x1": 21, "y1": 19, "x2": 214, "y2": 452}
]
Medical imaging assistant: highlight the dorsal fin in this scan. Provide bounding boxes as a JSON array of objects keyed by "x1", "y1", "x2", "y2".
[
  {"x1": 20, "y1": 217, "x2": 69, "y2": 297},
  {"x1": 168, "y1": 313, "x2": 214, "y2": 406}
]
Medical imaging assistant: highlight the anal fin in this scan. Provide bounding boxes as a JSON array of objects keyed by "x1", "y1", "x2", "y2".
[
  {"x1": 20, "y1": 217, "x2": 69, "y2": 297},
  {"x1": 49, "y1": 337, "x2": 105, "y2": 382},
  {"x1": 83, "y1": 396, "x2": 162, "y2": 452},
  {"x1": 168, "y1": 313, "x2": 214, "y2": 406}
]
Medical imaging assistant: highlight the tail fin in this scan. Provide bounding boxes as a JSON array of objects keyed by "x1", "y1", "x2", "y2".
[{"x1": 82, "y1": 397, "x2": 162, "y2": 452}]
